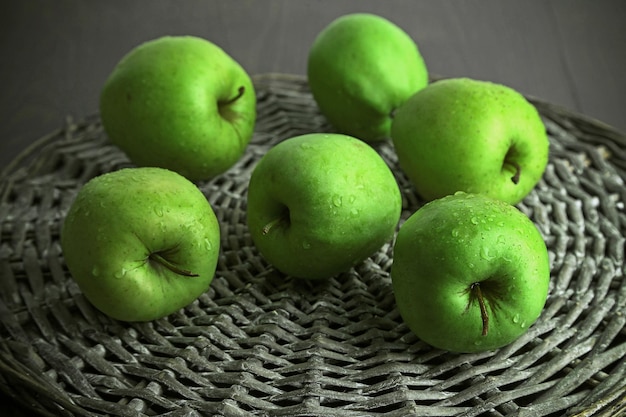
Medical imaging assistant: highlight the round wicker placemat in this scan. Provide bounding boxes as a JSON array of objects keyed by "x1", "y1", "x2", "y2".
[{"x1": 0, "y1": 73, "x2": 625, "y2": 417}]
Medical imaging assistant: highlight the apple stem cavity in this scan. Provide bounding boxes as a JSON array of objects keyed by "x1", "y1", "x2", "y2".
[
  {"x1": 470, "y1": 282, "x2": 490, "y2": 336},
  {"x1": 149, "y1": 252, "x2": 199, "y2": 277}
]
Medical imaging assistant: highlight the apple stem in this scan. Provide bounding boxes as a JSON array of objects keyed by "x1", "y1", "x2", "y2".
[
  {"x1": 510, "y1": 162, "x2": 521, "y2": 184},
  {"x1": 262, "y1": 214, "x2": 288, "y2": 235},
  {"x1": 149, "y1": 253, "x2": 199, "y2": 277},
  {"x1": 471, "y1": 282, "x2": 490, "y2": 336},
  {"x1": 220, "y1": 86, "x2": 245, "y2": 106}
]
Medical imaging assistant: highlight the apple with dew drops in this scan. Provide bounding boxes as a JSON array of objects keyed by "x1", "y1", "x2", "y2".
[
  {"x1": 308, "y1": 13, "x2": 428, "y2": 142},
  {"x1": 100, "y1": 35, "x2": 256, "y2": 181},
  {"x1": 391, "y1": 77, "x2": 549, "y2": 205},
  {"x1": 246, "y1": 133, "x2": 402, "y2": 280},
  {"x1": 61, "y1": 167, "x2": 221, "y2": 321},
  {"x1": 391, "y1": 192, "x2": 550, "y2": 353}
]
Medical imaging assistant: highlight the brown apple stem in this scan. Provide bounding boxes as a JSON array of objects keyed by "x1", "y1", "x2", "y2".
[
  {"x1": 149, "y1": 252, "x2": 199, "y2": 277},
  {"x1": 510, "y1": 162, "x2": 521, "y2": 184},
  {"x1": 262, "y1": 214, "x2": 288, "y2": 235},
  {"x1": 220, "y1": 86, "x2": 245, "y2": 106},
  {"x1": 471, "y1": 282, "x2": 490, "y2": 336}
]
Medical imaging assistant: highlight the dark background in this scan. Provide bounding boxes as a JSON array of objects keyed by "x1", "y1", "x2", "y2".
[
  {"x1": 0, "y1": 1, "x2": 625, "y2": 415},
  {"x1": 1, "y1": 1, "x2": 625, "y2": 171}
]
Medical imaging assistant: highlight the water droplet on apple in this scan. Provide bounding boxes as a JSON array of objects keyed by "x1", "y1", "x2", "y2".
[
  {"x1": 155, "y1": 207, "x2": 164, "y2": 217},
  {"x1": 91, "y1": 266, "x2": 100, "y2": 277},
  {"x1": 480, "y1": 247, "x2": 496, "y2": 260},
  {"x1": 451, "y1": 228, "x2": 460, "y2": 237},
  {"x1": 512, "y1": 313, "x2": 520, "y2": 324},
  {"x1": 302, "y1": 241, "x2": 312, "y2": 249},
  {"x1": 204, "y1": 238, "x2": 213, "y2": 251},
  {"x1": 114, "y1": 268, "x2": 127, "y2": 279},
  {"x1": 470, "y1": 217, "x2": 479, "y2": 225},
  {"x1": 520, "y1": 321, "x2": 527, "y2": 328},
  {"x1": 350, "y1": 208, "x2": 360, "y2": 216},
  {"x1": 332, "y1": 195, "x2": 343, "y2": 207}
]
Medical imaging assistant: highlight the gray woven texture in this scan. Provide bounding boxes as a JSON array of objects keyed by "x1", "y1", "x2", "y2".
[{"x1": 0, "y1": 73, "x2": 625, "y2": 416}]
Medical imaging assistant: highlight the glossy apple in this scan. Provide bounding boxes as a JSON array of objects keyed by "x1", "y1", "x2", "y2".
[
  {"x1": 61, "y1": 167, "x2": 220, "y2": 322},
  {"x1": 100, "y1": 35, "x2": 256, "y2": 181},
  {"x1": 307, "y1": 13, "x2": 428, "y2": 142},
  {"x1": 391, "y1": 192, "x2": 550, "y2": 353},
  {"x1": 391, "y1": 77, "x2": 549, "y2": 204},
  {"x1": 246, "y1": 133, "x2": 402, "y2": 279}
]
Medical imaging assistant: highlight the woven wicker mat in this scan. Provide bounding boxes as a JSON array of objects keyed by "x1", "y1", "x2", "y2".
[{"x1": 0, "y1": 73, "x2": 625, "y2": 417}]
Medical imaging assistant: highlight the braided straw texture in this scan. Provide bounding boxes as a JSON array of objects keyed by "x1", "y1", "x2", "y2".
[{"x1": 0, "y1": 73, "x2": 625, "y2": 417}]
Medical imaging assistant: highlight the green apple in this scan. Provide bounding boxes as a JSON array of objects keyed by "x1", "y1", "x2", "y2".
[
  {"x1": 246, "y1": 133, "x2": 402, "y2": 280},
  {"x1": 307, "y1": 13, "x2": 428, "y2": 142},
  {"x1": 391, "y1": 77, "x2": 549, "y2": 205},
  {"x1": 391, "y1": 192, "x2": 550, "y2": 353},
  {"x1": 61, "y1": 167, "x2": 220, "y2": 322},
  {"x1": 100, "y1": 35, "x2": 256, "y2": 182}
]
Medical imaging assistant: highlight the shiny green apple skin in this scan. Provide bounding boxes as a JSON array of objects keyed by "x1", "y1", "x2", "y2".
[
  {"x1": 247, "y1": 133, "x2": 402, "y2": 280},
  {"x1": 100, "y1": 35, "x2": 256, "y2": 182},
  {"x1": 307, "y1": 13, "x2": 428, "y2": 142},
  {"x1": 61, "y1": 167, "x2": 220, "y2": 322},
  {"x1": 391, "y1": 192, "x2": 550, "y2": 353},
  {"x1": 391, "y1": 78, "x2": 549, "y2": 205}
]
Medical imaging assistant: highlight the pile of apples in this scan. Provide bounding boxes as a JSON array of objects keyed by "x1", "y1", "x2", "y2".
[{"x1": 61, "y1": 13, "x2": 551, "y2": 353}]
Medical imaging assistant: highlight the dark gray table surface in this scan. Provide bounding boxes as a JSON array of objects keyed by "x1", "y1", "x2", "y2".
[{"x1": 0, "y1": 1, "x2": 625, "y2": 415}]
